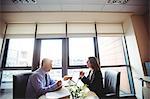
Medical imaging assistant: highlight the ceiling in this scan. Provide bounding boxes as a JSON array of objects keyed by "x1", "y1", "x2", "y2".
[{"x1": 1, "y1": 0, "x2": 148, "y2": 15}]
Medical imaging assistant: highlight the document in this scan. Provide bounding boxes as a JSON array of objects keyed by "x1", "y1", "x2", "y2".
[{"x1": 46, "y1": 87, "x2": 70, "y2": 99}]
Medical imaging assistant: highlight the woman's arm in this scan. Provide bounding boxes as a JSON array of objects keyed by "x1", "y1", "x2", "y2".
[{"x1": 81, "y1": 76, "x2": 91, "y2": 85}]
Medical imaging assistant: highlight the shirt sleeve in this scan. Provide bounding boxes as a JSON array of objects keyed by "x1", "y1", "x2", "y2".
[
  {"x1": 30, "y1": 74, "x2": 58, "y2": 97},
  {"x1": 48, "y1": 76, "x2": 56, "y2": 85}
]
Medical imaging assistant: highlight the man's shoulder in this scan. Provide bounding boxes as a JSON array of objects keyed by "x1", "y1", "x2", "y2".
[{"x1": 30, "y1": 71, "x2": 43, "y2": 79}]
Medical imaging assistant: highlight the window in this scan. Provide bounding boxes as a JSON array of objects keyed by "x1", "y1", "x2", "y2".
[
  {"x1": 69, "y1": 38, "x2": 95, "y2": 66},
  {"x1": 68, "y1": 68, "x2": 90, "y2": 82},
  {"x1": 48, "y1": 69, "x2": 62, "y2": 80},
  {"x1": 98, "y1": 37, "x2": 126, "y2": 66},
  {"x1": 1, "y1": 24, "x2": 134, "y2": 97},
  {"x1": 68, "y1": 67, "x2": 131, "y2": 94},
  {"x1": 40, "y1": 39, "x2": 62, "y2": 68},
  {"x1": 1, "y1": 70, "x2": 31, "y2": 82},
  {"x1": 98, "y1": 36, "x2": 131, "y2": 94},
  {"x1": 6, "y1": 38, "x2": 34, "y2": 67}
]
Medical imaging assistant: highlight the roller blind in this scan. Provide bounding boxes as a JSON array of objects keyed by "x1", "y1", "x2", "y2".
[
  {"x1": 6, "y1": 24, "x2": 36, "y2": 38},
  {"x1": 36, "y1": 23, "x2": 66, "y2": 38},
  {"x1": 67, "y1": 24, "x2": 96, "y2": 37},
  {"x1": 96, "y1": 24, "x2": 123, "y2": 35}
]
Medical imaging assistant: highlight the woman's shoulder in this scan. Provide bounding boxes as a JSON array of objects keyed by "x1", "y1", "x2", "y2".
[
  {"x1": 94, "y1": 70, "x2": 102, "y2": 76},
  {"x1": 94, "y1": 70, "x2": 102, "y2": 73}
]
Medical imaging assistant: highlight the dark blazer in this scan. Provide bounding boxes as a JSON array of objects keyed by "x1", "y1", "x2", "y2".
[{"x1": 81, "y1": 70, "x2": 104, "y2": 98}]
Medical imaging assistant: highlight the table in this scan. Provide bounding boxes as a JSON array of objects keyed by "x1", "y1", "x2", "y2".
[
  {"x1": 39, "y1": 87, "x2": 70, "y2": 99},
  {"x1": 139, "y1": 76, "x2": 150, "y2": 87},
  {"x1": 39, "y1": 80, "x2": 99, "y2": 99},
  {"x1": 142, "y1": 87, "x2": 150, "y2": 99},
  {"x1": 139, "y1": 76, "x2": 150, "y2": 99},
  {"x1": 140, "y1": 76, "x2": 150, "y2": 82}
]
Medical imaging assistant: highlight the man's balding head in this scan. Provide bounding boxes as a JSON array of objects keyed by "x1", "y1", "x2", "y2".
[{"x1": 41, "y1": 58, "x2": 53, "y2": 72}]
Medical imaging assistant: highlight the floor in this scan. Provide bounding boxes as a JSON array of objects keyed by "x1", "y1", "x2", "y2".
[
  {"x1": 0, "y1": 89, "x2": 13, "y2": 99},
  {"x1": 0, "y1": 82, "x2": 13, "y2": 99},
  {"x1": 0, "y1": 82, "x2": 137, "y2": 99},
  {"x1": 0, "y1": 89, "x2": 137, "y2": 99}
]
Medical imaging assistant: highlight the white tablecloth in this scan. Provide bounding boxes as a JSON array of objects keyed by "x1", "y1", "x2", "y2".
[{"x1": 39, "y1": 80, "x2": 99, "y2": 99}]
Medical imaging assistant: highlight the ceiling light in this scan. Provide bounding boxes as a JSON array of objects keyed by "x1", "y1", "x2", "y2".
[
  {"x1": 107, "y1": 0, "x2": 129, "y2": 4},
  {"x1": 12, "y1": 0, "x2": 37, "y2": 4}
]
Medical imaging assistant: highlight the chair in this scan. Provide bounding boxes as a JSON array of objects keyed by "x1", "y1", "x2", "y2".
[
  {"x1": 103, "y1": 70, "x2": 121, "y2": 99},
  {"x1": 144, "y1": 62, "x2": 150, "y2": 76},
  {"x1": 13, "y1": 72, "x2": 32, "y2": 99}
]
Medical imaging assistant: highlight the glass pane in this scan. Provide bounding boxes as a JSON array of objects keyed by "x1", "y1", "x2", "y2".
[
  {"x1": 69, "y1": 38, "x2": 95, "y2": 66},
  {"x1": 68, "y1": 67, "x2": 130, "y2": 95},
  {"x1": 101, "y1": 67, "x2": 131, "y2": 94},
  {"x1": 48, "y1": 69, "x2": 62, "y2": 80},
  {"x1": 1, "y1": 70, "x2": 32, "y2": 82},
  {"x1": 98, "y1": 37, "x2": 126, "y2": 66},
  {"x1": 41, "y1": 40, "x2": 62, "y2": 68},
  {"x1": 68, "y1": 68, "x2": 90, "y2": 82},
  {"x1": 1, "y1": 70, "x2": 31, "y2": 89},
  {"x1": 6, "y1": 38, "x2": 34, "y2": 67}
]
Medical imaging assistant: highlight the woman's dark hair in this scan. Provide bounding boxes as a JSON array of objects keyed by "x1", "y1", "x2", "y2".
[{"x1": 88, "y1": 57, "x2": 100, "y2": 71}]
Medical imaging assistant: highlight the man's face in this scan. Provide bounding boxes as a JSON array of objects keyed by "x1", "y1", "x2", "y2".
[{"x1": 44, "y1": 59, "x2": 53, "y2": 72}]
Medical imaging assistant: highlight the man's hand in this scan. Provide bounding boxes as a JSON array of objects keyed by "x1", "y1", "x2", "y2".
[
  {"x1": 56, "y1": 80, "x2": 62, "y2": 88},
  {"x1": 54, "y1": 80, "x2": 62, "y2": 90},
  {"x1": 57, "y1": 80, "x2": 62, "y2": 86}
]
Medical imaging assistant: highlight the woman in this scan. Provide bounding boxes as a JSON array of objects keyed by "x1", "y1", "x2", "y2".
[{"x1": 79, "y1": 57, "x2": 104, "y2": 98}]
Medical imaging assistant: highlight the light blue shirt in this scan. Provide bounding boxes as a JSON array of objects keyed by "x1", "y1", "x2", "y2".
[{"x1": 25, "y1": 68, "x2": 58, "y2": 99}]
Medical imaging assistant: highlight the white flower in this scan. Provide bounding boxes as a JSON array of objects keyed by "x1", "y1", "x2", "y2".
[{"x1": 68, "y1": 84, "x2": 88, "y2": 98}]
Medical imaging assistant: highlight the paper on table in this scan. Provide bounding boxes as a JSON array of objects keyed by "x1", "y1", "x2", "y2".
[
  {"x1": 62, "y1": 79, "x2": 76, "y2": 87},
  {"x1": 46, "y1": 87, "x2": 70, "y2": 99}
]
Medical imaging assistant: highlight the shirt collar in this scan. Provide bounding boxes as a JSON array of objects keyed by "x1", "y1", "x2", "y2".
[
  {"x1": 39, "y1": 68, "x2": 48, "y2": 75},
  {"x1": 91, "y1": 69, "x2": 94, "y2": 74}
]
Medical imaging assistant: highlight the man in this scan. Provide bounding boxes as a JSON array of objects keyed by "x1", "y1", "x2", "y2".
[{"x1": 25, "y1": 58, "x2": 62, "y2": 99}]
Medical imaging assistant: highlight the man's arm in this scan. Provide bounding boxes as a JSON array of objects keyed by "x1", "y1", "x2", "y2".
[
  {"x1": 48, "y1": 76, "x2": 56, "y2": 85},
  {"x1": 30, "y1": 74, "x2": 58, "y2": 97}
]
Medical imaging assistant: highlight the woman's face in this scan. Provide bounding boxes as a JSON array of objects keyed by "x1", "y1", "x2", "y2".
[{"x1": 87, "y1": 60, "x2": 92, "y2": 69}]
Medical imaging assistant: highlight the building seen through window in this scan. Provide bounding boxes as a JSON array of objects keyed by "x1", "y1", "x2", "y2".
[
  {"x1": 6, "y1": 38, "x2": 34, "y2": 67},
  {"x1": 40, "y1": 39, "x2": 62, "y2": 68},
  {"x1": 69, "y1": 38, "x2": 95, "y2": 66},
  {"x1": 98, "y1": 37, "x2": 126, "y2": 66}
]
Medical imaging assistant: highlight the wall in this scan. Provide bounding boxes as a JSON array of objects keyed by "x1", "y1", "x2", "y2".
[
  {"x1": 123, "y1": 18, "x2": 144, "y2": 99},
  {"x1": 0, "y1": 13, "x2": 6, "y2": 67},
  {"x1": 148, "y1": 0, "x2": 150, "y2": 61},
  {"x1": 131, "y1": 15, "x2": 149, "y2": 75},
  {"x1": 0, "y1": 12, "x2": 3, "y2": 56}
]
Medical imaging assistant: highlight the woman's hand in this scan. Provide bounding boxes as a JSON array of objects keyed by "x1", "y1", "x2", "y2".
[{"x1": 79, "y1": 71, "x2": 85, "y2": 78}]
